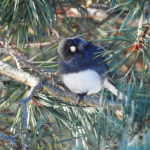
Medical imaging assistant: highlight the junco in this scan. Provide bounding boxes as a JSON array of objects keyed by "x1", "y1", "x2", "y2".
[{"x1": 57, "y1": 38, "x2": 126, "y2": 101}]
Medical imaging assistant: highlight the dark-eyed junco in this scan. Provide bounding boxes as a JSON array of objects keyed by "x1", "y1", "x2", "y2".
[{"x1": 57, "y1": 38, "x2": 126, "y2": 101}]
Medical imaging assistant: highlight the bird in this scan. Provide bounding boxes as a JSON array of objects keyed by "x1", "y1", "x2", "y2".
[{"x1": 57, "y1": 38, "x2": 126, "y2": 101}]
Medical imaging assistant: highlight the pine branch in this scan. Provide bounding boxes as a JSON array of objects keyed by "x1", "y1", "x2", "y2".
[{"x1": 0, "y1": 60, "x2": 121, "y2": 107}]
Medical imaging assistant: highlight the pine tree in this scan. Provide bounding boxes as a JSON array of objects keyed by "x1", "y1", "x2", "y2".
[{"x1": 0, "y1": 0, "x2": 150, "y2": 149}]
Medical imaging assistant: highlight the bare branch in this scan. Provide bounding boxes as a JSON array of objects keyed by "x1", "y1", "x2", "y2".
[
  {"x1": 0, "y1": 61, "x2": 121, "y2": 107},
  {"x1": 24, "y1": 37, "x2": 62, "y2": 48},
  {"x1": 0, "y1": 61, "x2": 40, "y2": 87},
  {"x1": 20, "y1": 85, "x2": 40, "y2": 150}
]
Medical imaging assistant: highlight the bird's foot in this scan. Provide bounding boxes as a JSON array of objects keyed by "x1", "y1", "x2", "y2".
[{"x1": 77, "y1": 93, "x2": 87, "y2": 103}]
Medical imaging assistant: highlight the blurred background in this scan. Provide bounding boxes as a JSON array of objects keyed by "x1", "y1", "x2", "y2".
[{"x1": 0, "y1": 0, "x2": 150, "y2": 149}]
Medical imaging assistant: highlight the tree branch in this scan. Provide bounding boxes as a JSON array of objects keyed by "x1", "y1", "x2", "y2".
[
  {"x1": 0, "y1": 61, "x2": 40, "y2": 87},
  {"x1": 0, "y1": 61, "x2": 121, "y2": 107}
]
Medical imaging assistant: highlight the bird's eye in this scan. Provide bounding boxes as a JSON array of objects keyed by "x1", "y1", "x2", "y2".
[{"x1": 70, "y1": 46, "x2": 76, "y2": 53}]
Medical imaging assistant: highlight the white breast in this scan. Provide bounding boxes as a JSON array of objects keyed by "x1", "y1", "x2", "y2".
[{"x1": 62, "y1": 69, "x2": 104, "y2": 95}]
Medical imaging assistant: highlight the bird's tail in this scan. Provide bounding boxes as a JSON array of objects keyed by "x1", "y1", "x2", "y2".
[{"x1": 104, "y1": 79, "x2": 127, "y2": 100}]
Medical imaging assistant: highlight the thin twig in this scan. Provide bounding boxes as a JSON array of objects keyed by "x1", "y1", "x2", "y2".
[
  {"x1": 0, "y1": 133, "x2": 16, "y2": 145},
  {"x1": 24, "y1": 38, "x2": 62, "y2": 48},
  {"x1": 20, "y1": 85, "x2": 41, "y2": 150},
  {"x1": 0, "y1": 40, "x2": 54, "y2": 81}
]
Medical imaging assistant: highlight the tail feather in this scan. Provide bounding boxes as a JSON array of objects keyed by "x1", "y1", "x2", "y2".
[{"x1": 104, "y1": 79, "x2": 127, "y2": 100}]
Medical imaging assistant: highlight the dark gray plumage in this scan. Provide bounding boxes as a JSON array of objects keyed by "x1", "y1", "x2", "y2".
[{"x1": 58, "y1": 38, "x2": 126, "y2": 100}]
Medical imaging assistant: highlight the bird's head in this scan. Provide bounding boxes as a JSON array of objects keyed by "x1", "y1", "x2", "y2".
[{"x1": 58, "y1": 38, "x2": 89, "y2": 60}]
